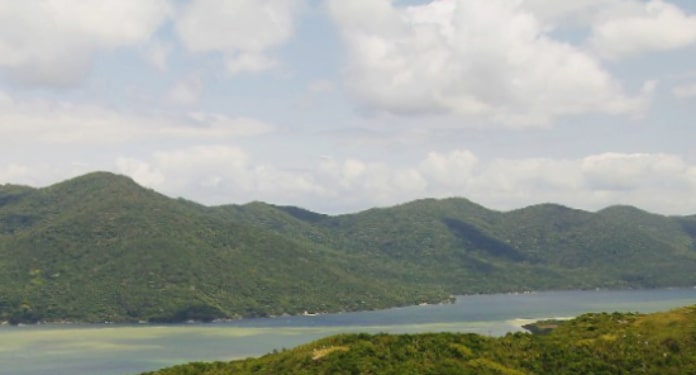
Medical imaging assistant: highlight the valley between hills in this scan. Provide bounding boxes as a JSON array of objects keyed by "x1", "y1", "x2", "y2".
[{"x1": 1, "y1": 171, "x2": 696, "y2": 324}]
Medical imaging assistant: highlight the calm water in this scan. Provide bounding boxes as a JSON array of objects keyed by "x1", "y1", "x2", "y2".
[{"x1": 1, "y1": 288, "x2": 695, "y2": 375}]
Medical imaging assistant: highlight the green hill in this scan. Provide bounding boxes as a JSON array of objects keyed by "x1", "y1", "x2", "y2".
[
  {"x1": 0, "y1": 173, "x2": 432, "y2": 323},
  {"x1": 1, "y1": 171, "x2": 696, "y2": 323},
  {"x1": 142, "y1": 305, "x2": 696, "y2": 375}
]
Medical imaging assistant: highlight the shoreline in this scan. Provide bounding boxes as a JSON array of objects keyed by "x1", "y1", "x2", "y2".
[
  {"x1": 3, "y1": 286, "x2": 694, "y2": 328},
  {"x1": 506, "y1": 316, "x2": 575, "y2": 332}
]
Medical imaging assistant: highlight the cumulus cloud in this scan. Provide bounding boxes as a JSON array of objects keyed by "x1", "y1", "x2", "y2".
[
  {"x1": 415, "y1": 151, "x2": 696, "y2": 214},
  {"x1": 117, "y1": 145, "x2": 327, "y2": 204},
  {"x1": 4, "y1": 145, "x2": 696, "y2": 214},
  {"x1": 317, "y1": 158, "x2": 427, "y2": 207},
  {"x1": 490, "y1": 0, "x2": 696, "y2": 60},
  {"x1": 175, "y1": 0, "x2": 303, "y2": 76},
  {"x1": 0, "y1": 0, "x2": 171, "y2": 86},
  {"x1": 118, "y1": 146, "x2": 249, "y2": 194},
  {"x1": 115, "y1": 158, "x2": 165, "y2": 187},
  {"x1": 589, "y1": 0, "x2": 696, "y2": 60},
  {"x1": 327, "y1": 0, "x2": 650, "y2": 127},
  {"x1": 419, "y1": 150, "x2": 479, "y2": 188},
  {"x1": 105, "y1": 146, "x2": 696, "y2": 215},
  {"x1": 581, "y1": 152, "x2": 693, "y2": 190}
]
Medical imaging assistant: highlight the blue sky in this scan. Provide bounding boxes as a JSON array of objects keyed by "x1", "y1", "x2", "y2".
[{"x1": 1, "y1": 0, "x2": 696, "y2": 215}]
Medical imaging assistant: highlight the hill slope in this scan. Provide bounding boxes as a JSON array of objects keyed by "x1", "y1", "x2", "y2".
[
  {"x1": 0, "y1": 173, "x2": 433, "y2": 323},
  {"x1": 142, "y1": 305, "x2": 696, "y2": 375},
  {"x1": 1, "y1": 171, "x2": 696, "y2": 323}
]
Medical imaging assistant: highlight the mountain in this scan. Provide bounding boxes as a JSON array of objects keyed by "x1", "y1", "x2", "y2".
[
  {"x1": 1, "y1": 171, "x2": 696, "y2": 323},
  {"x1": 142, "y1": 305, "x2": 696, "y2": 375},
  {"x1": 0, "y1": 173, "x2": 433, "y2": 323}
]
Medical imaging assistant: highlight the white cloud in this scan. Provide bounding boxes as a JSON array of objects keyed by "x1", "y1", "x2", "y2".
[
  {"x1": 482, "y1": 158, "x2": 584, "y2": 193},
  {"x1": 419, "y1": 150, "x2": 479, "y2": 189},
  {"x1": 411, "y1": 150, "x2": 696, "y2": 214},
  {"x1": 175, "y1": 0, "x2": 302, "y2": 76},
  {"x1": 222, "y1": 150, "x2": 693, "y2": 213},
  {"x1": 400, "y1": 151, "x2": 687, "y2": 213},
  {"x1": 117, "y1": 146, "x2": 249, "y2": 194},
  {"x1": 581, "y1": 152, "x2": 693, "y2": 190},
  {"x1": 117, "y1": 147, "x2": 696, "y2": 215},
  {"x1": 0, "y1": 0, "x2": 171, "y2": 86},
  {"x1": 317, "y1": 158, "x2": 427, "y2": 206},
  {"x1": 674, "y1": 82, "x2": 696, "y2": 99},
  {"x1": 589, "y1": 0, "x2": 696, "y2": 60},
  {"x1": 117, "y1": 145, "x2": 327, "y2": 204},
  {"x1": 115, "y1": 157, "x2": 165, "y2": 187},
  {"x1": 0, "y1": 90, "x2": 272, "y2": 145},
  {"x1": 328, "y1": 0, "x2": 649, "y2": 127},
  {"x1": 6, "y1": 146, "x2": 696, "y2": 215}
]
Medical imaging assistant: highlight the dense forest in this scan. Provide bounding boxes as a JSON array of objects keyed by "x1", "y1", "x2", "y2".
[
  {"x1": 142, "y1": 305, "x2": 696, "y2": 374},
  {"x1": 1, "y1": 172, "x2": 696, "y2": 323}
]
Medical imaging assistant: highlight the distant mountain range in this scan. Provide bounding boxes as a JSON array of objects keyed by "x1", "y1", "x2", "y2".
[{"x1": 1, "y1": 172, "x2": 695, "y2": 323}]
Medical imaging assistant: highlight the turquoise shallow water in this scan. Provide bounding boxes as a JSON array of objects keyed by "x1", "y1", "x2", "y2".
[{"x1": 1, "y1": 288, "x2": 695, "y2": 375}]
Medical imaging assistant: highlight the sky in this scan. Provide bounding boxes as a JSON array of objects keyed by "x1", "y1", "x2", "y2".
[{"x1": 1, "y1": 0, "x2": 696, "y2": 215}]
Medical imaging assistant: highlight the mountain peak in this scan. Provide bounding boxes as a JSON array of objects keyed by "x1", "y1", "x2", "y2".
[
  {"x1": 597, "y1": 205, "x2": 650, "y2": 215},
  {"x1": 37, "y1": 171, "x2": 156, "y2": 209},
  {"x1": 47, "y1": 171, "x2": 140, "y2": 192},
  {"x1": 69, "y1": 171, "x2": 134, "y2": 184}
]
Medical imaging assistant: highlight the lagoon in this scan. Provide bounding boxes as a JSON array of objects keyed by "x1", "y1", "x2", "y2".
[{"x1": 2, "y1": 288, "x2": 695, "y2": 375}]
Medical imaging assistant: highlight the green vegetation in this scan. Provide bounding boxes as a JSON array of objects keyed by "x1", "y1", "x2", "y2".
[
  {"x1": 1, "y1": 172, "x2": 696, "y2": 323},
  {"x1": 142, "y1": 305, "x2": 696, "y2": 375}
]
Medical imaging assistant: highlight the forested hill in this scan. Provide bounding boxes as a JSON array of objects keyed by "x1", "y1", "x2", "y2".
[
  {"x1": 1, "y1": 171, "x2": 696, "y2": 323},
  {"x1": 141, "y1": 305, "x2": 696, "y2": 375}
]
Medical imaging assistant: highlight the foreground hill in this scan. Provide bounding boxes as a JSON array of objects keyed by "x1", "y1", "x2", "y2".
[
  {"x1": 143, "y1": 305, "x2": 696, "y2": 375},
  {"x1": 1, "y1": 171, "x2": 696, "y2": 323}
]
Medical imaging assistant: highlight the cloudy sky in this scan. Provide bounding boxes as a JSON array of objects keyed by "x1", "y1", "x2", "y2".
[{"x1": 1, "y1": 0, "x2": 696, "y2": 215}]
